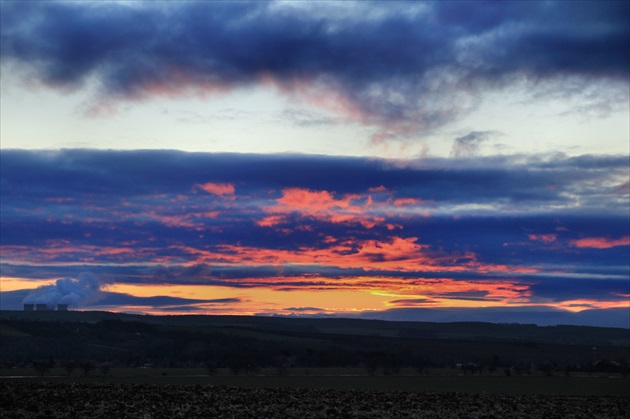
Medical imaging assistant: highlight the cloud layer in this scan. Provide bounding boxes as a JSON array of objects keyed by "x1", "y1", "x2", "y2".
[
  {"x1": 2, "y1": 1, "x2": 628, "y2": 138},
  {"x1": 1, "y1": 149, "x2": 628, "y2": 323},
  {"x1": 1, "y1": 1, "x2": 628, "y2": 324}
]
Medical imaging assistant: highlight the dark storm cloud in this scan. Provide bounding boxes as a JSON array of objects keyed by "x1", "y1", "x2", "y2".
[
  {"x1": 528, "y1": 278, "x2": 629, "y2": 302},
  {"x1": 1, "y1": 1, "x2": 627, "y2": 134},
  {"x1": 1, "y1": 149, "x2": 626, "y2": 210},
  {"x1": 0, "y1": 149, "x2": 382, "y2": 196}
]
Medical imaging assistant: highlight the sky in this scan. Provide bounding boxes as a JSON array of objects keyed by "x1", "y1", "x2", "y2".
[{"x1": 1, "y1": 0, "x2": 629, "y2": 327}]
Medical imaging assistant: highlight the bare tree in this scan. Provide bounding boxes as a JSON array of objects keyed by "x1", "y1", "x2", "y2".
[
  {"x1": 63, "y1": 361, "x2": 76, "y2": 376},
  {"x1": 99, "y1": 364, "x2": 112, "y2": 377},
  {"x1": 205, "y1": 360, "x2": 217, "y2": 376},
  {"x1": 80, "y1": 361, "x2": 95, "y2": 377},
  {"x1": 33, "y1": 361, "x2": 50, "y2": 377}
]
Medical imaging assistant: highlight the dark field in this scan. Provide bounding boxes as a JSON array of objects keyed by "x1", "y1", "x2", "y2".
[
  {"x1": 2, "y1": 382, "x2": 629, "y2": 419},
  {"x1": 2, "y1": 368, "x2": 629, "y2": 396},
  {"x1": 2, "y1": 312, "x2": 628, "y2": 417}
]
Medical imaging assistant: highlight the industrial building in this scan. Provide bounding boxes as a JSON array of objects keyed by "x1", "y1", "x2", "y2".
[{"x1": 23, "y1": 303, "x2": 70, "y2": 311}]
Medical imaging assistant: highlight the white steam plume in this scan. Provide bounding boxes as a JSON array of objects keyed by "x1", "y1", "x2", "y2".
[{"x1": 22, "y1": 272, "x2": 103, "y2": 308}]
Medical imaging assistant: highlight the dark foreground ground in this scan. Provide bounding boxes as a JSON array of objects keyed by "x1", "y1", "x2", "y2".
[{"x1": 2, "y1": 383, "x2": 628, "y2": 419}]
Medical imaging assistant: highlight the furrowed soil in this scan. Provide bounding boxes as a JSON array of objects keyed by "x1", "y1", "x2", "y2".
[{"x1": 1, "y1": 382, "x2": 628, "y2": 418}]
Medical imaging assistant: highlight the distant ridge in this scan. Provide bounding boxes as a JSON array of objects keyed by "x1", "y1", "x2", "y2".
[
  {"x1": 354, "y1": 307, "x2": 630, "y2": 329},
  {"x1": 1, "y1": 310, "x2": 628, "y2": 347},
  {"x1": 2, "y1": 288, "x2": 628, "y2": 329}
]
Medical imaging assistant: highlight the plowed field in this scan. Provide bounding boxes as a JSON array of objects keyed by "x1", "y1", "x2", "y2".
[{"x1": 2, "y1": 383, "x2": 628, "y2": 418}]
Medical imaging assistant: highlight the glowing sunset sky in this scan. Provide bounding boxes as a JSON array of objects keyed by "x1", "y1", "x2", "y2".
[{"x1": 1, "y1": 1, "x2": 628, "y2": 327}]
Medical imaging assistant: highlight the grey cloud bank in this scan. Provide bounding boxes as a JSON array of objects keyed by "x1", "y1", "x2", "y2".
[{"x1": 1, "y1": 1, "x2": 627, "y2": 137}]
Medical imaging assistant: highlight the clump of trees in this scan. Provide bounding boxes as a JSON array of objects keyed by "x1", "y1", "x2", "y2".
[{"x1": 32, "y1": 359, "x2": 53, "y2": 377}]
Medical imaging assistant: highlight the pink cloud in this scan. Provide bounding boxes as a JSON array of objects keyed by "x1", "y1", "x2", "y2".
[
  {"x1": 277, "y1": 188, "x2": 343, "y2": 212},
  {"x1": 256, "y1": 215, "x2": 285, "y2": 227},
  {"x1": 195, "y1": 182, "x2": 235, "y2": 196},
  {"x1": 393, "y1": 198, "x2": 423, "y2": 206},
  {"x1": 570, "y1": 236, "x2": 630, "y2": 249},
  {"x1": 262, "y1": 187, "x2": 384, "y2": 228},
  {"x1": 172, "y1": 235, "x2": 536, "y2": 275},
  {"x1": 527, "y1": 234, "x2": 557, "y2": 244}
]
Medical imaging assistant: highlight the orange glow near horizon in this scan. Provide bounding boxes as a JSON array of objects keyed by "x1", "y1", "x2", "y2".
[
  {"x1": 102, "y1": 282, "x2": 394, "y2": 315},
  {"x1": 5, "y1": 274, "x2": 625, "y2": 316},
  {"x1": 553, "y1": 299, "x2": 630, "y2": 312},
  {"x1": 0, "y1": 276, "x2": 56, "y2": 292}
]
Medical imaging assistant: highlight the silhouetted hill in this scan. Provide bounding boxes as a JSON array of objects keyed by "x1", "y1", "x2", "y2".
[
  {"x1": 2, "y1": 310, "x2": 629, "y2": 374},
  {"x1": 2, "y1": 310, "x2": 628, "y2": 346}
]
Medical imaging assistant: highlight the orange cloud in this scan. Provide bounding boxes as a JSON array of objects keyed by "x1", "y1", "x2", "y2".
[
  {"x1": 2, "y1": 229, "x2": 536, "y2": 281},
  {"x1": 553, "y1": 299, "x2": 630, "y2": 312},
  {"x1": 195, "y1": 182, "x2": 235, "y2": 196},
  {"x1": 276, "y1": 188, "x2": 352, "y2": 212},
  {"x1": 256, "y1": 215, "x2": 285, "y2": 227},
  {"x1": 262, "y1": 187, "x2": 385, "y2": 228},
  {"x1": 570, "y1": 236, "x2": 630, "y2": 249},
  {"x1": 174, "y1": 237, "x2": 431, "y2": 271},
  {"x1": 172, "y1": 235, "x2": 536, "y2": 275}
]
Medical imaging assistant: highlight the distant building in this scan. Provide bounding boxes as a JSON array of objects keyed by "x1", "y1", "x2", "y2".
[
  {"x1": 23, "y1": 304, "x2": 35, "y2": 311},
  {"x1": 57, "y1": 304, "x2": 68, "y2": 311},
  {"x1": 35, "y1": 304, "x2": 49, "y2": 311}
]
